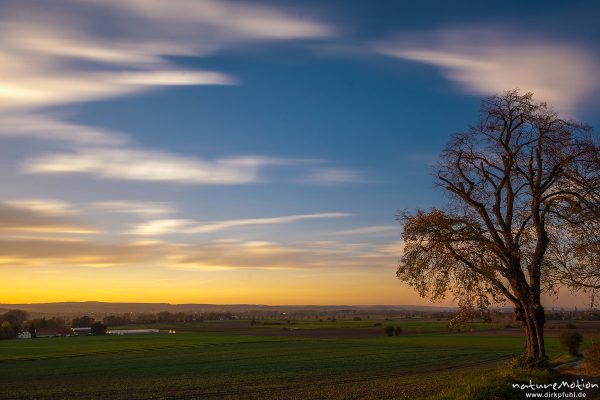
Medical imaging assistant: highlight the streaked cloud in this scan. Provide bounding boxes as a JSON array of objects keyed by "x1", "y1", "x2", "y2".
[
  {"x1": 77, "y1": 0, "x2": 334, "y2": 40},
  {"x1": 22, "y1": 149, "x2": 365, "y2": 186},
  {"x1": 0, "y1": 236, "x2": 399, "y2": 271},
  {"x1": 0, "y1": 202, "x2": 95, "y2": 234},
  {"x1": 0, "y1": 114, "x2": 129, "y2": 145},
  {"x1": 130, "y1": 212, "x2": 352, "y2": 235},
  {"x1": 0, "y1": 0, "x2": 338, "y2": 189},
  {"x1": 90, "y1": 201, "x2": 174, "y2": 217},
  {"x1": 0, "y1": 237, "x2": 162, "y2": 268},
  {"x1": 22, "y1": 149, "x2": 279, "y2": 185},
  {"x1": 0, "y1": 28, "x2": 234, "y2": 110},
  {"x1": 300, "y1": 167, "x2": 367, "y2": 185},
  {"x1": 0, "y1": 0, "x2": 331, "y2": 111},
  {"x1": 168, "y1": 239, "x2": 401, "y2": 271},
  {"x1": 129, "y1": 219, "x2": 197, "y2": 236},
  {"x1": 168, "y1": 241, "x2": 318, "y2": 271},
  {"x1": 4, "y1": 199, "x2": 77, "y2": 216},
  {"x1": 361, "y1": 240, "x2": 405, "y2": 258},
  {"x1": 334, "y1": 225, "x2": 399, "y2": 236},
  {"x1": 0, "y1": 63, "x2": 233, "y2": 111},
  {"x1": 377, "y1": 28, "x2": 600, "y2": 112},
  {"x1": 0, "y1": 0, "x2": 363, "y2": 193}
]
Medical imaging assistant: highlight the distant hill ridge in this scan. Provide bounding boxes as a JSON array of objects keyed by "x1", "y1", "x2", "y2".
[{"x1": 0, "y1": 301, "x2": 460, "y2": 317}]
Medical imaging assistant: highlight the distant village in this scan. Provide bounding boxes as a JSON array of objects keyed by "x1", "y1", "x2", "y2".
[
  {"x1": 0, "y1": 310, "x2": 209, "y2": 340},
  {"x1": 17, "y1": 327, "x2": 162, "y2": 339}
]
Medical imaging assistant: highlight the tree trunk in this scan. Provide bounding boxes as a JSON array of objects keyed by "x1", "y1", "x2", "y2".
[{"x1": 515, "y1": 303, "x2": 547, "y2": 365}]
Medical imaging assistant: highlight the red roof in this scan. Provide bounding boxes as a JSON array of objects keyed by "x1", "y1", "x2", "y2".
[{"x1": 36, "y1": 327, "x2": 71, "y2": 335}]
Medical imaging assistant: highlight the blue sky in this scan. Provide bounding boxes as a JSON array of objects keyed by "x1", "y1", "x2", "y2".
[{"x1": 1, "y1": 0, "x2": 599, "y2": 305}]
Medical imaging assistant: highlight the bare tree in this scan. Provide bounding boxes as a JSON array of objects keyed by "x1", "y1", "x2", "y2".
[{"x1": 397, "y1": 90, "x2": 600, "y2": 365}]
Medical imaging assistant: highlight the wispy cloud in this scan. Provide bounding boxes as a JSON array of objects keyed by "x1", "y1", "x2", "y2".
[
  {"x1": 90, "y1": 201, "x2": 174, "y2": 217},
  {"x1": 4, "y1": 199, "x2": 78, "y2": 216},
  {"x1": 22, "y1": 149, "x2": 281, "y2": 185},
  {"x1": 0, "y1": 237, "x2": 161, "y2": 268},
  {"x1": 0, "y1": 0, "x2": 331, "y2": 111},
  {"x1": 0, "y1": 28, "x2": 234, "y2": 111},
  {"x1": 0, "y1": 202, "x2": 95, "y2": 234},
  {"x1": 22, "y1": 148, "x2": 365, "y2": 186},
  {"x1": 377, "y1": 27, "x2": 600, "y2": 112},
  {"x1": 0, "y1": 0, "x2": 346, "y2": 188},
  {"x1": 299, "y1": 167, "x2": 368, "y2": 185},
  {"x1": 77, "y1": 0, "x2": 334, "y2": 40},
  {"x1": 0, "y1": 114, "x2": 129, "y2": 145},
  {"x1": 0, "y1": 1, "x2": 365, "y2": 190},
  {"x1": 334, "y1": 225, "x2": 399, "y2": 236},
  {"x1": 130, "y1": 212, "x2": 352, "y2": 235},
  {"x1": 0, "y1": 236, "x2": 400, "y2": 271},
  {"x1": 168, "y1": 239, "x2": 402, "y2": 271},
  {"x1": 129, "y1": 219, "x2": 197, "y2": 236}
]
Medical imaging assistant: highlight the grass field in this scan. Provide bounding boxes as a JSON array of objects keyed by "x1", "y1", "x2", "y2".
[{"x1": 0, "y1": 319, "x2": 597, "y2": 399}]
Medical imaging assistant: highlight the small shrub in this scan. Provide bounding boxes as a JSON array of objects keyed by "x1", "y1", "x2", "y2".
[
  {"x1": 394, "y1": 326, "x2": 402, "y2": 336},
  {"x1": 250, "y1": 319, "x2": 256, "y2": 326},
  {"x1": 504, "y1": 355, "x2": 528, "y2": 373},
  {"x1": 585, "y1": 339, "x2": 600, "y2": 369},
  {"x1": 559, "y1": 330, "x2": 583, "y2": 357},
  {"x1": 504, "y1": 355, "x2": 551, "y2": 373},
  {"x1": 565, "y1": 322, "x2": 577, "y2": 330},
  {"x1": 373, "y1": 322, "x2": 382, "y2": 327},
  {"x1": 353, "y1": 317, "x2": 362, "y2": 321},
  {"x1": 384, "y1": 325, "x2": 394, "y2": 336}
]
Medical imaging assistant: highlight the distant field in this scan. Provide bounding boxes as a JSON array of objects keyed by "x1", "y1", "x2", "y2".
[
  {"x1": 0, "y1": 319, "x2": 595, "y2": 400},
  {"x1": 108, "y1": 318, "x2": 506, "y2": 339}
]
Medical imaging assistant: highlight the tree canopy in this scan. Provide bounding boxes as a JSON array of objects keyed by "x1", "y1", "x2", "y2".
[{"x1": 398, "y1": 90, "x2": 600, "y2": 363}]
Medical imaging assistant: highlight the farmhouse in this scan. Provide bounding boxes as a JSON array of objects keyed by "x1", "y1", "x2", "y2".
[
  {"x1": 107, "y1": 329, "x2": 160, "y2": 335},
  {"x1": 71, "y1": 327, "x2": 92, "y2": 336},
  {"x1": 35, "y1": 327, "x2": 71, "y2": 338},
  {"x1": 17, "y1": 331, "x2": 31, "y2": 339}
]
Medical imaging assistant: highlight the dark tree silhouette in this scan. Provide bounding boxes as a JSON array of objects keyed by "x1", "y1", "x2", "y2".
[
  {"x1": 384, "y1": 325, "x2": 394, "y2": 336},
  {"x1": 91, "y1": 322, "x2": 107, "y2": 335},
  {"x1": 71, "y1": 315, "x2": 95, "y2": 328},
  {"x1": 0, "y1": 310, "x2": 30, "y2": 339},
  {"x1": 398, "y1": 90, "x2": 600, "y2": 366}
]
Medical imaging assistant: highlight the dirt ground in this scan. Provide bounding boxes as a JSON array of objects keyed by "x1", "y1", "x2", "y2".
[{"x1": 559, "y1": 363, "x2": 600, "y2": 400}]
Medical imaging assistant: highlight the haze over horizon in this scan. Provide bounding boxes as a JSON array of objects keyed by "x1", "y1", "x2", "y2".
[{"x1": 1, "y1": 0, "x2": 599, "y2": 307}]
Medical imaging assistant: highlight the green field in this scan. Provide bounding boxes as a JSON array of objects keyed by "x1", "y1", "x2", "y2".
[{"x1": 0, "y1": 320, "x2": 593, "y2": 399}]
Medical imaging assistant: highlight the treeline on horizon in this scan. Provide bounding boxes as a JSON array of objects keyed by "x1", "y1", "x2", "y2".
[
  {"x1": 0, "y1": 310, "x2": 247, "y2": 339},
  {"x1": 3, "y1": 308, "x2": 600, "y2": 340}
]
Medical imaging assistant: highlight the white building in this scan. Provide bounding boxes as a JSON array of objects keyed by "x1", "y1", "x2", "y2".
[
  {"x1": 17, "y1": 331, "x2": 32, "y2": 339},
  {"x1": 71, "y1": 327, "x2": 92, "y2": 336}
]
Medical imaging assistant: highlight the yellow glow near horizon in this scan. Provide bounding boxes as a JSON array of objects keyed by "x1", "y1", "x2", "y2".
[
  {"x1": 0, "y1": 263, "x2": 591, "y2": 308},
  {"x1": 0, "y1": 262, "x2": 423, "y2": 305}
]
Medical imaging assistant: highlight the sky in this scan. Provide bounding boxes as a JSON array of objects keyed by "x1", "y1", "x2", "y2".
[{"x1": 1, "y1": 0, "x2": 599, "y2": 307}]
